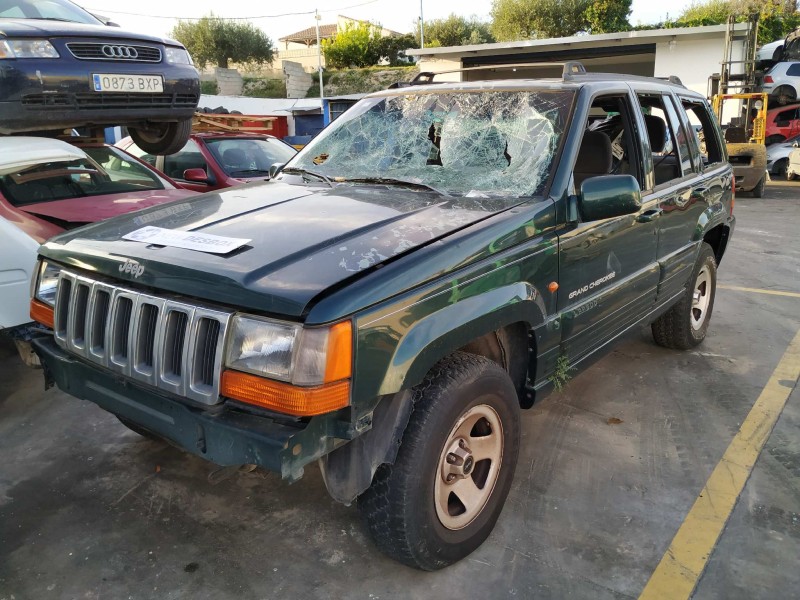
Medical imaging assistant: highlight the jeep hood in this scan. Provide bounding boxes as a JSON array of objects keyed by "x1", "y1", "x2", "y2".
[{"x1": 39, "y1": 182, "x2": 521, "y2": 318}]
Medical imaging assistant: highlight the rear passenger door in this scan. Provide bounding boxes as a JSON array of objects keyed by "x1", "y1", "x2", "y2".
[
  {"x1": 557, "y1": 92, "x2": 660, "y2": 362},
  {"x1": 635, "y1": 91, "x2": 723, "y2": 305}
]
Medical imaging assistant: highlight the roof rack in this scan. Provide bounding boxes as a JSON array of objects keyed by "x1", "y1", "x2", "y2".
[{"x1": 388, "y1": 61, "x2": 588, "y2": 88}]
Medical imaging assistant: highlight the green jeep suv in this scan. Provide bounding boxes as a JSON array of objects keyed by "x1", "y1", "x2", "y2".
[{"x1": 30, "y1": 65, "x2": 734, "y2": 570}]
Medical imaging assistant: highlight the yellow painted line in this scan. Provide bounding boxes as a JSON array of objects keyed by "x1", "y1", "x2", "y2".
[
  {"x1": 639, "y1": 328, "x2": 800, "y2": 600},
  {"x1": 719, "y1": 285, "x2": 800, "y2": 299}
]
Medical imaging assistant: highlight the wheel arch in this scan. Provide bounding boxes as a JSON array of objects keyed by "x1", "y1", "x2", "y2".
[{"x1": 702, "y1": 223, "x2": 732, "y2": 265}]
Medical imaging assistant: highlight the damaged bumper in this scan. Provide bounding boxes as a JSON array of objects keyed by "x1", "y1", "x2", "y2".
[{"x1": 32, "y1": 336, "x2": 347, "y2": 482}]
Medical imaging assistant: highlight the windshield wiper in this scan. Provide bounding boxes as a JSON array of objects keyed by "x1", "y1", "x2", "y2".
[
  {"x1": 336, "y1": 177, "x2": 449, "y2": 196},
  {"x1": 281, "y1": 167, "x2": 333, "y2": 187}
]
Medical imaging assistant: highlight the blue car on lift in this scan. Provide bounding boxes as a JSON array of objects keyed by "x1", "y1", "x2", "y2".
[{"x1": 0, "y1": 0, "x2": 199, "y2": 154}]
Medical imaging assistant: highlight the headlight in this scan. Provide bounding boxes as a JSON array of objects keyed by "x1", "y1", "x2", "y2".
[
  {"x1": 164, "y1": 46, "x2": 192, "y2": 65},
  {"x1": 225, "y1": 315, "x2": 351, "y2": 386},
  {"x1": 0, "y1": 39, "x2": 60, "y2": 59},
  {"x1": 34, "y1": 260, "x2": 61, "y2": 307}
]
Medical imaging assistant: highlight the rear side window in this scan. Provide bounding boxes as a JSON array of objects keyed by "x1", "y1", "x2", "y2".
[
  {"x1": 787, "y1": 64, "x2": 800, "y2": 76},
  {"x1": 679, "y1": 99, "x2": 725, "y2": 168},
  {"x1": 637, "y1": 94, "x2": 692, "y2": 186}
]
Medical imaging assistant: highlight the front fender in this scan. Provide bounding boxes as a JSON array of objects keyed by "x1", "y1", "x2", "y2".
[{"x1": 373, "y1": 282, "x2": 545, "y2": 397}]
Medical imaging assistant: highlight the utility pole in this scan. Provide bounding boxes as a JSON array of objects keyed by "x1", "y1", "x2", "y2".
[
  {"x1": 315, "y1": 9, "x2": 324, "y2": 101},
  {"x1": 419, "y1": 0, "x2": 424, "y2": 49}
]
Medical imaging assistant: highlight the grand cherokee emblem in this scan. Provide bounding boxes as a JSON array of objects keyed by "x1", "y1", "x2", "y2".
[{"x1": 102, "y1": 45, "x2": 139, "y2": 59}]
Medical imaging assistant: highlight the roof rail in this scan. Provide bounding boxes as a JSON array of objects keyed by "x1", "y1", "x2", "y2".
[
  {"x1": 654, "y1": 75, "x2": 685, "y2": 87},
  {"x1": 387, "y1": 61, "x2": 588, "y2": 88}
]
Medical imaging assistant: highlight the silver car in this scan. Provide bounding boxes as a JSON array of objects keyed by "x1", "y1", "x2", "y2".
[{"x1": 766, "y1": 133, "x2": 800, "y2": 176}]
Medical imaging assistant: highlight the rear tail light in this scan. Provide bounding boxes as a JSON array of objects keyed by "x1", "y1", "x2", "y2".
[{"x1": 764, "y1": 75, "x2": 774, "y2": 84}]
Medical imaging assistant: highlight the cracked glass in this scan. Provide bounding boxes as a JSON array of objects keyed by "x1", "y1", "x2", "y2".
[{"x1": 287, "y1": 89, "x2": 574, "y2": 197}]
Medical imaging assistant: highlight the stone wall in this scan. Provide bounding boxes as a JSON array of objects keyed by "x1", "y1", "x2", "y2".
[
  {"x1": 283, "y1": 60, "x2": 314, "y2": 99},
  {"x1": 215, "y1": 67, "x2": 244, "y2": 96}
]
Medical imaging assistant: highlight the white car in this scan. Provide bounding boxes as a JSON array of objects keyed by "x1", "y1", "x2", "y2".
[
  {"x1": 786, "y1": 146, "x2": 800, "y2": 180},
  {"x1": 761, "y1": 62, "x2": 800, "y2": 105},
  {"x1": 0, "y1": 219, "x2": 42, "y2": 366},
  {"x1": 766, "y1": 134, "x2": 800, "y2": 176},
  {"x1": 757, "y1": 39, "x2": 784, "y2": 67}
]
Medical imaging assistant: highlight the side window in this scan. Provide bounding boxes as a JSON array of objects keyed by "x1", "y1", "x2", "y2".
[
  {"x1": 637, "y1": 94, "x2": 690, "y2": 186},
  {"x1": 163, "y1": 140, "x2": 209, "y2": 181},
  {"x1": 574, "y1": 94, "x2": 644, "y2": 192},
  {"x1": 775, "y1": 109, "x2": 796, "y2": 125},
  {"x1": 680, "y1": 99, "x2": 725, "y2": 168},
  {"x1": 664, "y1": 95, "x2": 696, "y2": 175}
]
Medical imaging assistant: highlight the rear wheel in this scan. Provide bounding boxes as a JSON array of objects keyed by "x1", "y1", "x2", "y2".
[
  {"x1": 129, "y1": 118, "x2": 192, "y2": 155},
  {"x1": 358, "y1": 352, "x2": 520, "y2": 570},
  {"x1": 774, "y1": 158, "x2": 788, "y2": 178},
  {"x1": 652, "y1": 243, "x2": 717, "y2": 350}
]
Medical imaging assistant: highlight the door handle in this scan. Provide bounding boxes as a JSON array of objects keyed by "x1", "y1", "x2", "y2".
[{"x1": 636, "y1": 208, "x2": 663, "y2": 223}]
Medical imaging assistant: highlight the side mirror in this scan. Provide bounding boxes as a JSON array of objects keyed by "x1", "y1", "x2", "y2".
[
  {"x1": 793, "y1": 142, "x2": 799, "y2": 148},
  {"x1": 579, "y1": 175, "x2": 642, "y2": 221},
  {"x1": 183, "y1": 168, "x2": 209, "y2": 183},
  {"x1": 269, "y1": 162, "x2": 285, "y2": 179}
]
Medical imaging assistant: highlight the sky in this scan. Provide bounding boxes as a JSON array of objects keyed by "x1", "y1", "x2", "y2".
[{"x1": 78, "y1": 0, "x2": 698, "y2": 42}]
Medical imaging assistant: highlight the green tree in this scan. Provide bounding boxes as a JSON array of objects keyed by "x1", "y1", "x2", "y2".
[
  {"x1": 586, "y1": 0, "x2": 633, "y2": 33},
  {"x1": 171, "y1": 14, "x2": 274, "y2": 69},
  {"x1": 377, "y1": 33, "x2": 418, "y2": 66},
  {"x1": 322, "y1": 21, "x2": 383, "y2": 69},
  {"x1": 677, "y1": 0, "x2": 800, "y2": 43},
  {"x1": 490, "y1": 0, "x2": 631, "y2": 41},
  {"x1": 416, "y1": 14, "x2": 495, "y2": 47}
]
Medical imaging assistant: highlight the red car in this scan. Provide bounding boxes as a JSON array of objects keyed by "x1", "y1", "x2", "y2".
[
  {"x1": 765, "y1": 103, "x2": 800, "y2": 144},
  {"x1": 117, "y1": 132, "x2": 297, "y2": 192},
  {"x1": 0, "y1": 137, "x2": 197, "y2": 243}
]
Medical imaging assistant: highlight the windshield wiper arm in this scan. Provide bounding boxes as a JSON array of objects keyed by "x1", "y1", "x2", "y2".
[
  {"x1": 31, "y1": 17, "x2": 79, "y2": 22},
  {"x1": 281, "y1": 167, "x2": 333, "y2": 187},
  {"x1": 337, "y1": 177, "x2": 449, "y2": 195}
]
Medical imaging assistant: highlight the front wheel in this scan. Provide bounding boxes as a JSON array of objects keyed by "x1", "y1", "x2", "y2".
[
  {"x1": 751, "y1": 175, "x2": 765, "y2": 198},
  {"x1": 358, "y1": 352, "x2": 520, "y2": 570},
  {"x1": 129, "y1": 119, "x2": 192, "y2": 155},
  {"x1": 652, "y1": 243, "x2": 717, "y2": 350}
]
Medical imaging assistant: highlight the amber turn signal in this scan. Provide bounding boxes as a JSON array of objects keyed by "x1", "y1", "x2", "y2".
[
  {"x1": 324, "y1": 321, "x2": 352, "y2": 383},
  {"x1": 30, "y1": 298, "x2": 54, "y2": 329},
  {"x1": 221, "y1": 370, "x2": 350, "y2": 417}
]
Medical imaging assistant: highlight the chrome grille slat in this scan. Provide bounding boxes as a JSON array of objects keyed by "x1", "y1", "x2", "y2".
[{"x1": 54, "y1": 271, "x2": 231, "y2": 405}]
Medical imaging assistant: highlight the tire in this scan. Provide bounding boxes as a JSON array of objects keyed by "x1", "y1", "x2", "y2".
[
  {"x1": 117, "y1": 416, "x2": 162, "y2": 441},
  {"x1": 751, "y1": 175, "x2": 765, "y2": 198},
  {"x1": 774, "y1": 158, "x2": 788, "y2": 178},
  {"x1": 129, "y1": 118, "x2": 192, "y2": 155},
  {"x1": 652, "y1": 243, "x2": 717, "y2": 350},
  {"x1": 788, "y1": 169, "x2": 797, "y2": 181},
  {"x1": 358, "y1": 352, "x2": 520, "y2": 571}
]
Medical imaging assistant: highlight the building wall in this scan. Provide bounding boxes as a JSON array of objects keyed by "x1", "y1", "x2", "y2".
[{"x1": 654, "y1": 37, "x2": 743, "y2": 97}]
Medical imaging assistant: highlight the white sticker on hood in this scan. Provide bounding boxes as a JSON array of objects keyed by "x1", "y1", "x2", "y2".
[{"x1": 122, "y1": 226, "x2": 251, "y2": 254}]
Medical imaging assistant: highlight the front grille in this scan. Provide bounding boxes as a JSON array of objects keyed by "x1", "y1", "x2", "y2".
[
  {"x1": 22, "y1": 93, "x2": 199, "y2": 111},
  {"x1": 54, "y1": 271, "x2": 230, "y2": 405},
  {"x1": 67, "y1": 42, "x2": 162, "y2": 63},
  {"x1": 74, "y1": 93, "x2": 199, "y2": 110}
]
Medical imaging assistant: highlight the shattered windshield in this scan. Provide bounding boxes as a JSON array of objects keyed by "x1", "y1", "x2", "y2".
[{"x1": 285, "y1": 89, "x2": 574, "y2": 197}]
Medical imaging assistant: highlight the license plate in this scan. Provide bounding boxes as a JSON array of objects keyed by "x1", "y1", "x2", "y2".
[{"x1": 92, "y1": 74, "x2": 163, "y2": 93}]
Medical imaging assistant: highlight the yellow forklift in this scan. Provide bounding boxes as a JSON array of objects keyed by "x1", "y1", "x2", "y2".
[{"x1": 712, "y1": 92, "x2": 768, "y2": 197}]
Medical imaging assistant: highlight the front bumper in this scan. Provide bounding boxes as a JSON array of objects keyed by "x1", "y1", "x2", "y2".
[{"x1": 32, "y1": 336, "x2": 345, "y2": 482}]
